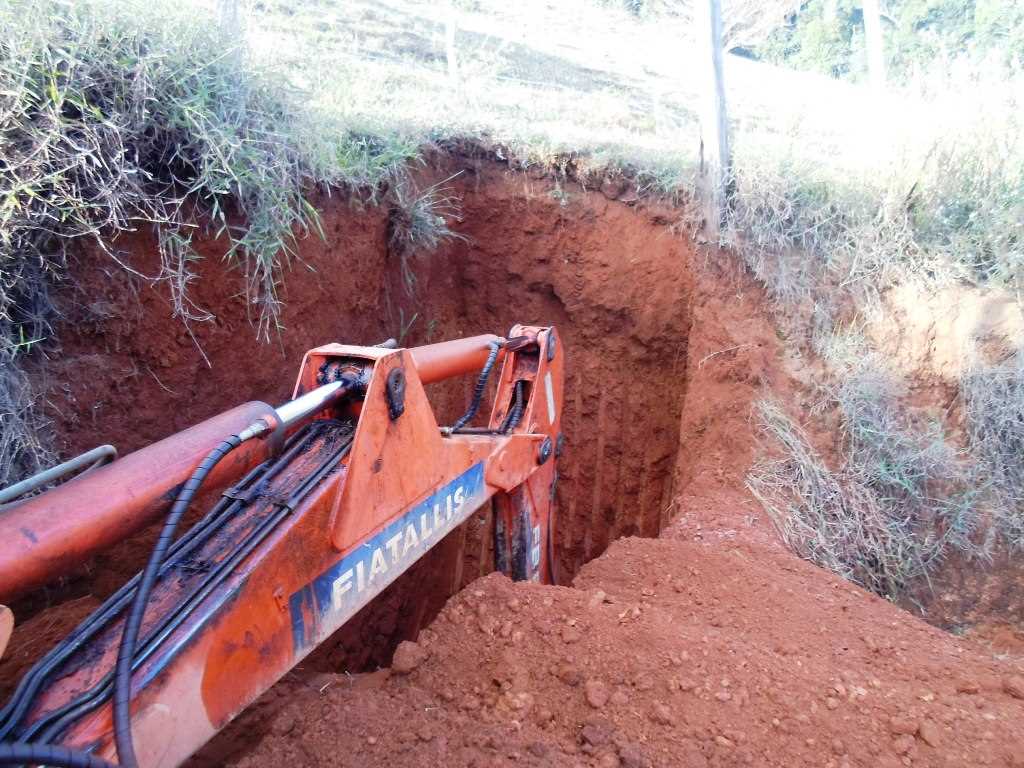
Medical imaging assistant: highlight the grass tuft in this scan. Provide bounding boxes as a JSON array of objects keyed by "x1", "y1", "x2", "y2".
[{"x1": 386, "y1": 174, "x2": 464, "y2": 296}]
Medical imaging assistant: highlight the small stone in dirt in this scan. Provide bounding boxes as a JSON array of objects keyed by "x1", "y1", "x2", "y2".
[
  {"x1": 585, "y1": 680, "x2": 611, "y2": 709},
  {"x1": 597, "y1": 753, "x2": 621, "y2": 768},
  {"x1": 1003, "y1": 675, "x2": 1024, "y2": 700},
  {"x1": 956, "y1": 680, "x2": 980, "y2": 695},
  {"x1": 417, "y1": 725, "x2": 434, "y2": 742},
  {"x1": 892, "y1": 735, "x2": 916, "y2": 756},
  {"x1": 831, "y1": 738, "x2": 846, "y2": 755},
  {"x1": 270, "y1": 712, "x2": 297, "y2": 736},
  {"x1": 618, "y1": 743, "x2": 649, "y2": 768},
  {"x1": 559, "y1": 664, "x2": 583, "y2": 687},
  {"x1": 889, "y1": 716, "x2": 919, "y2": 736},
  {"x1": 610, "y1": 688, "x2": 629, "y2": 706},
  {"x1": 527, "y1": 741, "x2": 549, "y2": 758},
  {"x1": 391, "y1": 641, "x2": 427, "y2": 674},
  {"x1": 562, "y1": 625, "x2": 583, "y2": 644},
  {"x1": 580, "y1": 722, "x2": 613, "y2": 747},
  {"x1": 825, "y1": 696, "x2": 840, "y2": 710},
  {"x1": 588, "y1": 590, "x2": 608, "y2": 609},
  {"x1": 649, "y1": 701, "x2": 675, "y2": 725},
  {"x1": 917, "y1": 720, "x2": 941, "y2": 748},
  {"x1": 633, "y1": 674, "x2": 654, "y2": 691}
]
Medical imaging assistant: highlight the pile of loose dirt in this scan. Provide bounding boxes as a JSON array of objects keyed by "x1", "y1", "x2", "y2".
[{"x1": 226, "y1": 533, "x2": 1024, "y2": 768}]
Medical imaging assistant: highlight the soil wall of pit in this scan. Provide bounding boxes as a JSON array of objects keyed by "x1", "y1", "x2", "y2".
[{"x1": 4, "y1": 156, "x2": 694, "y2": 686}]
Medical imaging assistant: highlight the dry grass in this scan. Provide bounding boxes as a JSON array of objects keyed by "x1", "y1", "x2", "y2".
[
  {"x1": 387, "y1": 174, "x2": 465, "y2": 296},
  {"x1": 749, "y1": 334, "x2": 989, "y2": 599},
  {"x1": 0, "y1": 0, "x2": 433, "y2": 484},
  {"x1": 963, "y1": 350, "x2": 1024, "y2": 551}
]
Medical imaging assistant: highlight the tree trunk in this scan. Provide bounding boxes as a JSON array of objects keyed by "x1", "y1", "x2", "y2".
[
  {"x1": 218, "y1": 0, "x2": 241, "y2": 37},
  {"x1": 862, "y1": 0, "x2": 886, "y2": 88},
  {"x1": 697, "y1": 0, "x2": 731, "y2": 241}
]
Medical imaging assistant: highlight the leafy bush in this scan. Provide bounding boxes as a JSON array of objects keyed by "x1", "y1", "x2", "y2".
[{"x1": 760, "y1": 0, "x2": 1024, "y2": 82}]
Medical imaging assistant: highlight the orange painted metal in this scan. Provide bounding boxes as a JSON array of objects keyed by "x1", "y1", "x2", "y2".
[
  {"x1": 408, "y1": 333, "x2": 506, "y2": 384},
  {"x1": 0, "y1": 401, "x2": 279, "y2": 602},
  {"x1": 7, "y1": 328, "x2": 564, "y2": 767},
  {"x1": 0, "y1": 606, "x2": 12, "y2": 660},
  {"x1": 489, "y1": 324, "x2": 564, "y2": 584}
]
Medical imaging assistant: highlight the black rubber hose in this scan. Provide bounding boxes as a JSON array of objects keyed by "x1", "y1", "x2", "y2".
[
  {"x1": 450, "y1": 341, "x2": 502, "y2": 432},
  {"x1": 500, "y1": 380, "x2": 526, "y2": 434},
  {"x1": 112, "y1": 434, "x2": 246, "y2": 768},
  {"x1": 0, "y1": 459, "x2": 268, "y2": 741},
  {"x1": 0, "y1": 742, "x2": 115, "y2": 767}
]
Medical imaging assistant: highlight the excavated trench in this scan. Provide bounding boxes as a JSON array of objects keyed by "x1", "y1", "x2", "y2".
[
  {"x1": 0, "y1": 157, "x2": 696, "y2": 701},
  {"x1": 9, "y1": 155, "x2": 1020, "y2": 767}
]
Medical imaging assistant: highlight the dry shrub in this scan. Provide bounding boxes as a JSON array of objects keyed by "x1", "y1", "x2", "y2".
[
  {"x1": 749, "y1": 349, "x2": 984, "y2": 598},
  {"x1": 963, "y1": 350, "x2": 1024, "y2": 550}
]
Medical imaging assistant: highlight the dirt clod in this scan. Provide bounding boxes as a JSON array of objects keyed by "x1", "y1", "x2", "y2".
[
  {"x1": 917, "y1": 719, "x2": 941, "y2": 748},
  {"x1": 584, "y1": 680, "x2": 610, "y2": 709},
  {"x1": 580, "y1": 721, "x2": 613, "y2": 747},
  {"x1": 649, "y1": 701, "x2": 675, "y2": 725},
  {"x1": 889, "y1": 715, "x2": 919, "y2": 736},
  {"x1": 1004, "y1": 675, "x2": 1024, "y2": 700},
  {"x1": 391, "y1": 641, "x2": 427, "y2": 674}
]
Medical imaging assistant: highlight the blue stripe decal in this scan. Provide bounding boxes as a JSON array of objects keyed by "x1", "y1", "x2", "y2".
[
  {"x1": 289, "y1": 462, "x2": 487, "y2": 654},
  {"x1": 289, "y1": 585, "x2": 314, "y2": 654}
]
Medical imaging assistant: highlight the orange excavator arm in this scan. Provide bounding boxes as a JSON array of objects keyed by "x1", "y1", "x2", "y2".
[{"x1": 0, "y1": 326, "x2": 563, "y2": 768}]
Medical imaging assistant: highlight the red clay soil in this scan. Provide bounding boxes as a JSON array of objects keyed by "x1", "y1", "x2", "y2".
[
  {"x1": 217, "y1": 248, "x2": 1024, "y2": 768},
  {"x1": 1, "y1": 155, "x2": 693, "y2": 692},
  {"x1": 226, "y1": 535, "x2": 1024, "y2": 768},
  {"x1": 6, "y1": 153, "x2": 1024, "y2": 768}
]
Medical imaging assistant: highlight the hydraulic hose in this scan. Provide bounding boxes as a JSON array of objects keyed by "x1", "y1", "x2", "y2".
[
  {"x1": 0, "y1": 742, "x2": 115, "y2": 767},
  {"x1": 500, "y1": 380, "x2": 526, "y2": 434},
  {"x1": 450, "y1": 340, "x2": 502, "y2": 432},
  {"x1": 112, "y1": 420, "x2": 267, "y2": 768}
]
